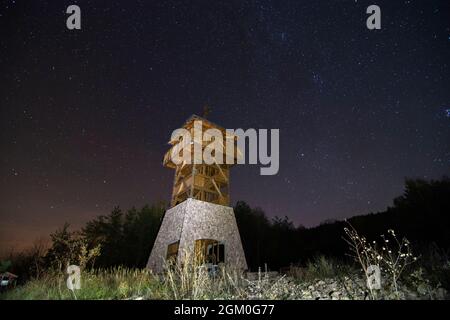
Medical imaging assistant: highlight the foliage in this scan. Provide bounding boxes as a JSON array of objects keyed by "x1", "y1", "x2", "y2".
[
  {"x1": 234, "y1": 176, "x2": 450, "y2": 272},
  {"x1": 44, "y1": 223, "x2": 101, "y2": 271},
  {"x1": 344, "y1": 224, "x2": 418, "y2": 299},
  {"x1": 2, "y1": 252, "x2": 447, "y2": 300},
  {"x1": 0, "y1": 260, "x2": 12, "y2": 273},
  {"x1": 305, "y1": 255, "x2": 339, "y2": 280},
  {"x1": 83, "y1": 204, "x2": 165, "y2": 268},
  {"x1": 1, "y1": 267, "x2": 157, "y2": 300},
  {"x1": 2, "y1": 176, "x2": 449, "y2": 298}
]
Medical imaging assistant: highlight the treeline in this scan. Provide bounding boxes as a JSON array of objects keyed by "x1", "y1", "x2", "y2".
[
  {"x1": 3, "y1": 177, "x2": 450, "y2": 279},
  {"x1": 4, "y1": 204, "x2": 165, "y2": 282},
  {"x1": 237, "y1": 177, "x2": 450, "y2": 270},
  {"x1": 83, "y1": 204, "x2": 165, "y2": 268}
]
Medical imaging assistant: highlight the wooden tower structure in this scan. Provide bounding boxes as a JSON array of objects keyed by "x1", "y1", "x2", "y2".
[
  {"x1": 163, "y1": 114, "x2": 238, "y2": 207},
  {"x1": 147, "y1": 113, "x2": 247, "y2": 273}
]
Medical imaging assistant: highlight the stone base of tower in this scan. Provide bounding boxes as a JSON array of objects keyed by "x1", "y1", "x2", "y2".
[{"x1": 147, "y1": 198, "x2": 248, "y2": 273}]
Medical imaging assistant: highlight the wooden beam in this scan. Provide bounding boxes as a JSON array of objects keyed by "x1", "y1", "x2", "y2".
[
  {"x1": 211, "y1": 178, "x2": 222, "y2": 197},
  {"x1": 214, "y1": 163, "x2": 228, "y2": 182},
  {"x1": 190, "y1": 164, "x2": 196, "y2": 198}
]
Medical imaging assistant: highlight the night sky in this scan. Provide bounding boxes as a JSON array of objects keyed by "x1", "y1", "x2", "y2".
[{"x1": 1, "y1": 0, "x2": 449, "y2": 253}]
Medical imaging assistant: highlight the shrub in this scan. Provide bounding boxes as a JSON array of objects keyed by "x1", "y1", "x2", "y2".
[{"x1": 344, "y1": 224, "x2": 419, "y2": 299}]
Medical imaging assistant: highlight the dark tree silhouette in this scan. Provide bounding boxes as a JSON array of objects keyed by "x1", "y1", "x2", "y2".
[
  {"x1": 82, "y1": 203, "x2": 165, "y2": 268},
  {"x1": 6, "y1": 177, "x2": 449, "y2": 279},
  {"x1": 234, "y1": 176, "x2": 450, "y2": 271}
]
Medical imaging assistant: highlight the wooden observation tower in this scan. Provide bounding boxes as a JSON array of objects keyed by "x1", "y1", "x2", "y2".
[
  {"x1": 147, "y1": 110, "x2": 247, "y2": 273},
  {"x1": 163, "y1": 114, "x2": 239, "y2": 207}
]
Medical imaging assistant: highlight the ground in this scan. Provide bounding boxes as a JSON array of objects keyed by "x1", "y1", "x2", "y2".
[{"x1": 2, "y1": 262, "x2": 448, "y2": 300}]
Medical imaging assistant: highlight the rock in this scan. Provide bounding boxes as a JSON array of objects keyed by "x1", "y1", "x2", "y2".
[
  {"x1": 435, "y1": 288, "x2": 447, "y2": 300},
  {"x1": 409, "y1": 293, "x2": 419, "y2": 300},
  {"x1": 330, "y1": 291, "x2": 341, "y2": 300},
  {"x1": 328, "y1": 281, "x2": 338, "y2": 291},
  {"x1": 417, "y1": 283, "x2": 428, "y2": 296}
]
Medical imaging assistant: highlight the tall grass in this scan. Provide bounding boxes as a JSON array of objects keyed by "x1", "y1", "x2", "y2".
[
  {"x1": 1, "y1": 251, "x2": 291, "y2": 300},
  {"x1": 1, "y1": 251, "x2": 249, "y2": 300},
  {"x1": 162, "y1": 251, "x2": 246, "y2": 299},
  {"x1": 1, "y1": 267, "x2": 158, "y2": 300},
  {"x1": 2, "y1": 233, "x2": 448, "y2": 300}
]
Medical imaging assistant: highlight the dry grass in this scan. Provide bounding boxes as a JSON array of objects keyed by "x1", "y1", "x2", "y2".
[{"x1": 2, "y1": 232, "x2": 448, "y2": 300}]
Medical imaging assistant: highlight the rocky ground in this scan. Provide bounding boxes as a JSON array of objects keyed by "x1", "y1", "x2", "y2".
[{"x1": 243, "y1": 273, "x2": 448, "y2": 300}]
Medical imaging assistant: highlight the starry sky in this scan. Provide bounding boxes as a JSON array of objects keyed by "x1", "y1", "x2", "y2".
[{"x1": 1, "y1": 0, "x2": 449, "y2": 253}]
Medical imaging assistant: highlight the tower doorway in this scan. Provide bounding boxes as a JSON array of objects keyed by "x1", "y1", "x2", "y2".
[{"x1": 194, "y1": 239, "x2": 225, "y2": 265}]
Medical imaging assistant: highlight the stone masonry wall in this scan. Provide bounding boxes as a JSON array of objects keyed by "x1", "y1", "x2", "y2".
[{"x1": 147, "y1": 198, "x2": 247, "y2": 273}]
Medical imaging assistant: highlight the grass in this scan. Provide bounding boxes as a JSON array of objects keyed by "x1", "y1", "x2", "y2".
[
  {"x1": 0, "y1": 256, "x2": 447, "y2": 300},
  {"x1": 2, "y1": 234, "x2": 449, "y2": 300},
  {"x1": 3, "y1": 256, "x2": 447, "y2": 300},
  {"x1": 2, "y1": 267, "x2": 159, "y2": 300}
]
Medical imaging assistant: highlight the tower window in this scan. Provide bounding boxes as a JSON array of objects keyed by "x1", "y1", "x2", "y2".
[{"x1": 166, "y1": 241, "x2": 180, "y2": 264}]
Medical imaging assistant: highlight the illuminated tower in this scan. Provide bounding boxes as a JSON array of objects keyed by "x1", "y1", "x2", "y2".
[
  {"x1": 164, "y1": 114, "x2": 233, "y2": 207},
  {"x1": 147, "y1": 114, "x2": 247, "y2": 273}
]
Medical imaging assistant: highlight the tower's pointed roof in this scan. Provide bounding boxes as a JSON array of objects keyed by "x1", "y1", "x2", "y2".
[{"x1": 183, "y1": 114, "x2": 225, "y2": 131}]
